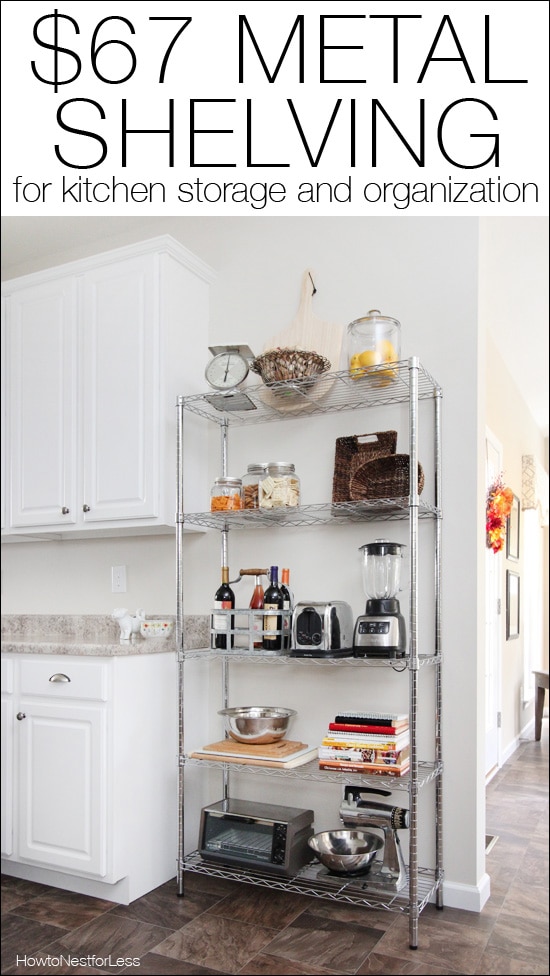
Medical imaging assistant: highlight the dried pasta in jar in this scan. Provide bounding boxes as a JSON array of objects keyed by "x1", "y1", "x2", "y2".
[{"x1": 210, "y1": 477, "x2": 243, "y2": 512}]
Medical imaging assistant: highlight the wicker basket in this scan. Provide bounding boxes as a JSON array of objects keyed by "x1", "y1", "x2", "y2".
[
  {"x1": 332, "y1": 431, "x2": 397, "y2": 504},
  {"x1": 350, "y1": 454, "x2": 425, "y2": 500},
  {"x1": 250, "y1": 348, "x2": 331, "y2": 385}
]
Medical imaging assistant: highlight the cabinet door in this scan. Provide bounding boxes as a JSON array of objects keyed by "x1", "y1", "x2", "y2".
[
  {"x1": 17, "y1": 700, "x2": 108, "y2": 876},
  {"x1": 7, "y1": 278, "x2": 78, "y2": 527},
  {"x1": 1, "y1": 659, "x2": 14, "y2": 856},
  {"x1": 80, "y1": 256, "x2": 159, "y2": 522}
]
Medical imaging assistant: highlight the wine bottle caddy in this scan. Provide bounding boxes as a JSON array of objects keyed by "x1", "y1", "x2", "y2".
[
  {"x1": 210, "y1": 607, "x2": 291, "y2": 653},
  {"x1": 176, "y1": 359, "x2": 443, "y2": 951}
]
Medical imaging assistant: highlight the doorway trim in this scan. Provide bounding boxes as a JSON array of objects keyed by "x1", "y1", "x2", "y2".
[{"x1": 485, "y1": 428, "x2": 503, "y2": 780}]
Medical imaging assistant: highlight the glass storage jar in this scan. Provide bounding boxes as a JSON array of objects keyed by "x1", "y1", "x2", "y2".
[
  {"x1": 348, "y1": 309, "x2": 401, "y2": 385},
  {"x1": 210, "y1": 477, "x2": 243, "y2": 512},
  {"x1": 259, "y1": 462, "x2": 300, "y2": 510},
  {"x1": 242, "y1": 463, "x2": 267, "y2": 510}
]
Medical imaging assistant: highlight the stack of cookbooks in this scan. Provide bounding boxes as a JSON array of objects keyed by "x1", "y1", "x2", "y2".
[{"x1": 318, "y1": 711, "x2": 410, "y2": 777}]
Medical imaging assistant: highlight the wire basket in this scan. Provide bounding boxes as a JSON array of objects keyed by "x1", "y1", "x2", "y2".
[
  {"x1": 250, "y1": 348, "x2": 331, "y2": 386},
  {"x1": 332, "y1": 431, "x2": 397, "y2": 504},
  {"x1": 349, "y1": 454, "x2": 425, "y2": 500}
]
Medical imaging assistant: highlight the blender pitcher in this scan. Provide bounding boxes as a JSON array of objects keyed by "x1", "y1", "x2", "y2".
[{"x1": 354, "y1": 540, "x2": 407, "y2": 658}]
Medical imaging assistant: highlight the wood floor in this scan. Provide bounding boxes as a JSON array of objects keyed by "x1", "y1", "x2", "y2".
[{"x1": 2, "y1": 722, "x2": 548, "y2": 975}]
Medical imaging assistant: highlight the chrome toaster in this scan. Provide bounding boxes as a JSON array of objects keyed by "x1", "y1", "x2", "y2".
[{"x1": 290, "y1": 601, "x2": 354, "y2": 657}]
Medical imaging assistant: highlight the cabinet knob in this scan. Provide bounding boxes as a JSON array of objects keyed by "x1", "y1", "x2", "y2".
[
  {"x1": 61, "y1": 506, "x2": 70, "y2": 515},
  {"x1": 49, "y1": 673, "x2": 71, "y2": 683},
  {"x1": 82, "y1": 504, "x2": 90, "y2": 512},
  {"x1": 16, "y1": 712, "x2": 26, "y2": 721}
]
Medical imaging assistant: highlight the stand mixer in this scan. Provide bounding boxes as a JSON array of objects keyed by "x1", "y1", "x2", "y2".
[
  {"x1": 353, "y1": 539, "x2": 407, "y2": 658},
  {"x1": 339, "y1": 786, "x2": 409, "y2": 890}
]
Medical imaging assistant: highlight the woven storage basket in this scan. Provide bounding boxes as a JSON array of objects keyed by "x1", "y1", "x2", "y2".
[
  {"x1": 250, "y1": 348, "x2": 331, "y2": 385},
  {"x1": 350, "y1": 454, "x2": 425, "y2": 500},
  {"x1": 332, "y1": 431, "x2": 397, "y2": 504}
]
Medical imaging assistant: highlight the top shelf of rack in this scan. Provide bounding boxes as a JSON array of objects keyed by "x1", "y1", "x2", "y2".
[{"x1": 178, "y1": 360, "x2": 441, "y2": 427}]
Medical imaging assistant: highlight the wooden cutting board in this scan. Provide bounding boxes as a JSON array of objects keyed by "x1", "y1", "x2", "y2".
[
  {"x1": 199, "y1": 739, "x2": 307, "y2": 759},
  {"x1": 260, "y1": 269, "x2": 344, "y2": 413}
]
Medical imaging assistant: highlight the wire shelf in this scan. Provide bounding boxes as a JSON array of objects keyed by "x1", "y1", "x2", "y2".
[
  {"x1": 178, "y1": 362, "x2": 442, "y2": 428},
  {"x1": 180, "y1": 647, "x2": 441, "y2": 667},
  {"x1": 182, "y1": 498, "x2": 440, "y2": 531},
  {"x1": 181, "y1": 756, "x2": 442, "y2": 791},
  {"x1": 180, "y1": 850, "x2": 443, "y2": 913}
]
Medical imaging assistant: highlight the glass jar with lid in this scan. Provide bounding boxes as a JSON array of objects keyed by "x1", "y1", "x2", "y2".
[
  {"x1": 348, "y1": 309, "x2": 401, "y2": 385},
  {"x1": 242, "y1": 463, "x2": 267, "y2": 510},
  {"x1": 259, "y1": 462, "x2": 301, "y2": 510},
  {"x1": 210, "y1": 477, "x2": 243, "y2": 512}
]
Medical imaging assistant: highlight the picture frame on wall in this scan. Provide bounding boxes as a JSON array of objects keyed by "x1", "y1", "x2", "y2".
[
  {"x1": 506, "y1": 494, "x2": 520, "y2": 561},
  {"x1": 506, "y1": 570, "x2": 520, "y2": 640}
]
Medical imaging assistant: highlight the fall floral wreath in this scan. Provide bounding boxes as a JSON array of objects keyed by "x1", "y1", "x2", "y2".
[{"x1": 486, "y1": 476, "x2": 514, "y2": 554}]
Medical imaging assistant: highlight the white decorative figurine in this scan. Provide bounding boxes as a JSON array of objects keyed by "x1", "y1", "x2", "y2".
[{"x1": 112, "y1": 608, "x2": 145, "y2": 641}]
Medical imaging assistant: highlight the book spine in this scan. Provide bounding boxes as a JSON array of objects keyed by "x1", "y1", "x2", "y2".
[
  {"x1": 334, "y1": 713, "x2": 408, "y2": 724},
  {"x1": 322, "y1": 734, "x2": 409, "y2": 749},
  {"x1": 318, "y1": 761, "x2": 410, "y2": 777},
  {"x1": 318, "y1": 746, "x2": 410, "y2": 763},
  {"x1": 328, "y1": 723, "x2": 408, "y2": 735}
]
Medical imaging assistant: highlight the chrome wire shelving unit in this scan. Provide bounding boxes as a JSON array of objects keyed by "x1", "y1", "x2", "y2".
[{"x1": 176, "y1": 358, "x2": 443, "y2": 950}]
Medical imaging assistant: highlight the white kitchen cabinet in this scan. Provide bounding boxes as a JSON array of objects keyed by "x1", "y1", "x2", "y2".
[
  {"x1": 18, "y1": 700, "x2": 108, "y2": 875},
  {"x1": 17, "y1": 657, "x2": 109, "y2": 876},
  {"x1": 1, "y1": 651, "x2": 178, "y2": 904},
  {"x1": 2, "y1": 236, "x2": 214, "y2": 540},
  {"x1": 5, "y1": 276, "x2": 79, "y2": 529},
  {"x1": 1, "y1": 657, "x2": 14, "y2": 856}
]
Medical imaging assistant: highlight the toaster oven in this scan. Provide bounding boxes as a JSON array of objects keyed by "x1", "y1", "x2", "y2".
[{"x1": 199, "y1": 798, "x2": 314, "y2": 877}]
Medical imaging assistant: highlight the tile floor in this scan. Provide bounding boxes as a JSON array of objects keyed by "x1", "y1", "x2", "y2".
[{"x1": 2, "y1": 721, "x2": 548, "y2": 975}]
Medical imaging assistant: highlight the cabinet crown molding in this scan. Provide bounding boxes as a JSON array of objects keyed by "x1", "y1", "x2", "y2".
[{"x1": 2, "y1": 235, "x2": 216, "y2": 293}]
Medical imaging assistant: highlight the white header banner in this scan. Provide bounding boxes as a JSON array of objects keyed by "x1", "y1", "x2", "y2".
[{"x1": 1, "y1": 0, "x2": 548, "y2": 215}]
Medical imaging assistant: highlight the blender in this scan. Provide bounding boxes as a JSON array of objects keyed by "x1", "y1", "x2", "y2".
[{"x1": 353, "y1": 540, "x2": 407, "y2": 658}]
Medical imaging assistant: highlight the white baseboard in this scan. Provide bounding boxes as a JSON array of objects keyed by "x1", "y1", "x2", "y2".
[
  {"x1": 442, "y1": 873, "x2": 491, "y2": 912},
  {"x1": 500, "y1": 717, "x2": 535, "y2": 766}
]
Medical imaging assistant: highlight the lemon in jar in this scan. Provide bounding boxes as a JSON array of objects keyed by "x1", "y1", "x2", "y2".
[
  {"x1": 375, "y1": 339, "x2": 398, "y2": 383},
  {"x1": 350, "y1": 349, "x2": 380, "y2": 379},
  {"x1": 359, "y1": 349, "x2": 381, "y2": 367},
  {"x1": 349, "y1": 353, "x2": 366, "y2": 379}
]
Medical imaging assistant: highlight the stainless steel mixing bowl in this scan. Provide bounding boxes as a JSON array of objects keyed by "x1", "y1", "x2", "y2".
[
  {"x1": 308, "y1": 829, "x2": 383, "y2": 875},
  {"x1": 218, "y1": 706, "x2": 296, "y2": 744}
]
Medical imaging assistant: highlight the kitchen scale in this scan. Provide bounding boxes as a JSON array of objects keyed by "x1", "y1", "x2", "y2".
[
  {"x1": 353, "y1": 540, "x2": 407, "y2": 658},
  {"x1": 204, "y1": 344, "x2": 258, "y2": 413}
]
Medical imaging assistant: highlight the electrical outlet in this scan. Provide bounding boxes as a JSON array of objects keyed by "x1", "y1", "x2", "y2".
[{"x1": 111, "y1": 565, "x2": 127, "y2": 593}]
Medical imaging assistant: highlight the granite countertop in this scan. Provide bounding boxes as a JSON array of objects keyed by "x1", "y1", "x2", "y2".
[{"x1": 1, "y1": 614, "x2": 209, "y2": 657}]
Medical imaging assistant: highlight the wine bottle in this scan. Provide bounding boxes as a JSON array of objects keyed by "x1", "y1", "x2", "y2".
[
  {"x1": 213, "y1": 566, "x2": 235, "y2": 649},
  {"x1": 263, "y1": 565, "x2": 284, "y2": 651},
  {"x1": 249, "y1": 573, "x2": 265, "y2": 649},
  {"x1": 280, "y1": 567, "x2": 293, "y2": 649}
]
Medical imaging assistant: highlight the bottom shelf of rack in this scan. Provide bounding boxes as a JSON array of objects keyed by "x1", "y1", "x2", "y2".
[{"x1": 180, "y1": 850, "x2": 443, "y2": 914}]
